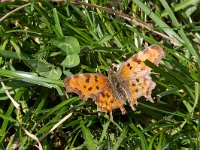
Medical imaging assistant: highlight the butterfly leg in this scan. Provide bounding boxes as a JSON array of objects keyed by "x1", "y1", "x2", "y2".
[
  {"x1": 109, "y1": 104, "x2": 126, "y2": 120},
  {"x1": 109, "y1": 111, "x2": 113, "y2": 120},
  {"x1": 129, "y1": 100, "x2": 138, "y2": 111}
]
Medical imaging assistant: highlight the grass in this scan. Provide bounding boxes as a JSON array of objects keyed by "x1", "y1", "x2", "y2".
[{"x1": 0, "y1": 0, "x2": 200, "y2": 149}]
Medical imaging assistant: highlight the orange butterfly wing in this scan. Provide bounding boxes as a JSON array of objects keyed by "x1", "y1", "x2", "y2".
[
  {"x1": 64, "y1": 45, "x2": 165, "y2": 118},
  {"x1": 117, "y1": 45, "x2": 165, "y2": 110},
  {"x1": 64, "y1": 73, "x2": 126, "y2": 118}
]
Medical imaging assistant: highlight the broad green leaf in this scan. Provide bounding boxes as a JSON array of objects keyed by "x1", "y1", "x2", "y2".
[
  {"x1": 61, "y1": 53, "x2": 80, "y2": 68},
  {"x1": 39, "y1": 67, "x2": 62, "y2": 80},
  {"x1": 25, "y1": 59, "x2": 52, "y2": 72},
  {"x1": 49, "y1": 36, "x2": 80, "y2": 55},
  {"x1": 63, "y1": 69, "x2": 73, "y2": 76},
  {"x1": 25, "y1": 59, "x2": 62, "y2": 79}
]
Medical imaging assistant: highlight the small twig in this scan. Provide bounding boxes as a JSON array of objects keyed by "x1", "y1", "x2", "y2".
[
  {"x1": 1, "y1": 82, "x2": 20, "y2": 109},
  {"x1": 71, "y1": 1, "x2": 180, "y2": 46},
  {"x1": 0, "y1": 3, "x2": 31, "y2": 22},
  {"x1": 1, "y1": 81, "x2": 23, "y2": 149},
  {"x1": 12, "y1": 112, "x2": 80, "y2": 149},
  {"x1": 22, "y1": 128, "x2": 43, "y2": 150},
  {"x1": 38, "y1": 112, "x2": 73, "y2": 141}
]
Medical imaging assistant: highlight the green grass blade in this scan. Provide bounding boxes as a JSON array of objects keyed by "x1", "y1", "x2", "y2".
[
  {"x1": 132, "y1": 0, "x2": 183, "y2": 42},
  {"x1": 53, "y1": 8, "x2": 63, "y2": 37},
  {"x1": 99, "y1": 120, "x2": 110, "y2": 143},
  {"x1": 129, "y1": 123, "x2": 148, "y2": 150},
  {"x1": 112, "y1": 126, "x2": 128, "y2": 150},
  {"x1": 161, "y1": 0, "x2": 199, "y2": 17},
  {"x1": 0, "y1": 69, "x2": 63, "y2": 88},
  {"x1": 160, "y1": 0, "x2": 200, "y2": 65},
  {"x1": 81, "y1": 123, "x2": 97, "y2": 150}
]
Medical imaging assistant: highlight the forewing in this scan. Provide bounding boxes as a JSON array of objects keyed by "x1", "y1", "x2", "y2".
[
  {"x1": 64, "y1": 73, "x2": 126, "y2": 118},
  {"x1": 117, "y1": 45, "x2": 165, "y2": 109}
]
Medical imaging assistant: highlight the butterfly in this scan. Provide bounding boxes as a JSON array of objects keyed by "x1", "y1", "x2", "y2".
[{"x1": 64, "y1": 45, "x2": 165, "y2": 119}]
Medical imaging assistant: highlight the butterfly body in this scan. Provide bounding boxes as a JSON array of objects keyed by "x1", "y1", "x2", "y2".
[
  {"x1": 64, "y1": 45, "x2": 165, "y2": 118},
  {"x1": 108, "y1": 70, "x2": 128, "y2": 105}
]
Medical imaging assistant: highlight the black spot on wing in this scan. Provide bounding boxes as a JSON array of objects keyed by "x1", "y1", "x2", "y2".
[
  {"x1": 94, "y1": 76, "x2": 98, "y2": 82},
  {"x1": 126, "y1": 63, "x2": 133, "y2": 70},
  {"x1": 85, "y1": 75, "x2": 91, "y2": 83},
  {"x1": 106, "y1": 93, "x2": 110, "y2": 98},
  {"x1": 86, "y1": 78, "x2": 89, "y2": 83},
  {"x1": 132, "y1": 57, "x2": 142, "y2": 64},
  {"x1": 88, "y1": 87, "x2": 92, "y2": 91},
  {"x1": 101, "y1": 92, "x2": 105, "y2": 98}
]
